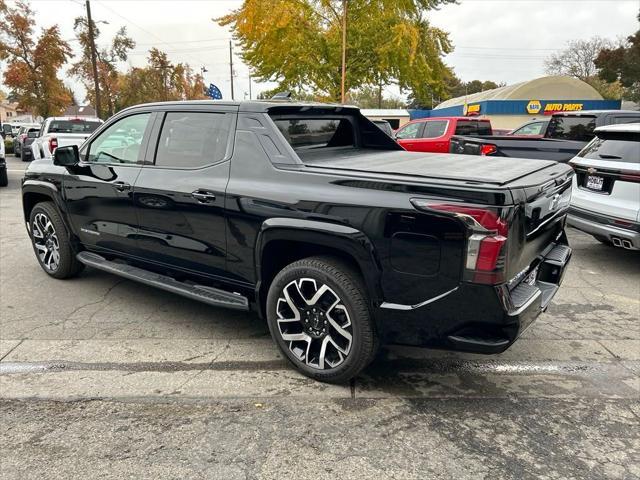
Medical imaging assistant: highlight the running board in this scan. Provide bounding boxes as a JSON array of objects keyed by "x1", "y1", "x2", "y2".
[{"x1": 76, "y1": 252, "x2": 250, "y2": 311}]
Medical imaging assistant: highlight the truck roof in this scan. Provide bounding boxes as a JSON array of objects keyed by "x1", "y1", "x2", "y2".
[
  {"x1": 119, "y1": 99, "x2": 358, "y2": 114},
  {"x1": 552, "y1": 110, "x2": 639, "y2": 117},
  {"x1": 45, "y1": 116, "x2": 102, "y2": 121},
  {"x1": 595, "y1": 123, "x2": 640, "y2": 134}
]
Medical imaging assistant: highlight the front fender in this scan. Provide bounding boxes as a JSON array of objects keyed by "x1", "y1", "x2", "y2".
[
  {"x1": 21, "y1": 178, "x2": 75, "y2": 240},
  {"x1": 254, "y1": 217, "x2": 384, "y2": 314}
]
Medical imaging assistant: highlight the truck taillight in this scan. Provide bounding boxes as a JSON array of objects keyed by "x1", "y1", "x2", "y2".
[
  {"x1": 49, "y1": 137, "x2": 58, "y2": 152},
  {"x1": 480, "y1": 144, "x2": 497, "y2": 156},
  {"x1": 410, "y1": 200, "x2": 508, "y2": 284}
]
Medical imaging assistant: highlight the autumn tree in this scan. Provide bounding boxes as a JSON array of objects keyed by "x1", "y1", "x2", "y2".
[
  {"x1": 70, "y1": 16, "x2": 135, "y2": 118},
  {"x1": 544, "y1": 36, "x2": 625, "y2": 99},
  {"x1": 218, "y1": 0, "x2": 454, "y2": 103},
  {"x1": 0, "y1": 0, "x2": 73, "y2": 117},
  {"x1": 116, "y1": 48, "x2": 207, "y2": 109},
  {"x1": 595, "y1": 12, "x2": 640, "y2": 102}
]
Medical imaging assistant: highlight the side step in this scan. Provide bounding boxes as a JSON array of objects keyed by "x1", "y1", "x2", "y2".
[{"x1": 76, "y1": 252, "x2": 250, "y2": 311}]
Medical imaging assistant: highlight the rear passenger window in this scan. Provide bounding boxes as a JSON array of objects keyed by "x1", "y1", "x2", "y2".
[
  {"x1": 422, "y1": 121, "x2": 448, "y2": 138},
  {"x1": 155, "y1": 112, "x2": 231, "y2": 168}
]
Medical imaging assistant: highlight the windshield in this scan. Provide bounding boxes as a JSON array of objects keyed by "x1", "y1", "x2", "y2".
[
  {"x1": 48, "y1": 120, "x2": 101, "y2": 134},
  {"x1": 577, "y1": 133, "x2": 640, "y2": 163},
  {"x1": 547, "y1": 116, "x2": 596, "y2": 141}
]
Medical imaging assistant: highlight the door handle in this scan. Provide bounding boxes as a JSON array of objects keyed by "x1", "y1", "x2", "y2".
[
  {"x1": 192, "y1": 190, "x2": 217, "y2": 203},
  {"x1": 113, "y1": 181, "x2": 131, "y2": 192}
]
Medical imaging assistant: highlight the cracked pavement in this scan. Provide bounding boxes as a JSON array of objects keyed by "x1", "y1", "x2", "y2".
[{"x1": 1, "y1": 156, "x2": 639, "y2": 479}]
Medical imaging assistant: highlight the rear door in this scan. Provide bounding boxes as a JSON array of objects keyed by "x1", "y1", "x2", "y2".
[
  {"x1": 412, "y1": 119, "x2": 450, "y2": 152},
  {"x1": 64, "y1": 112, "x2": 155, "y2": 255},
  {"x1": 133, "y1": 108, "x2": 235, "y2": 279}
]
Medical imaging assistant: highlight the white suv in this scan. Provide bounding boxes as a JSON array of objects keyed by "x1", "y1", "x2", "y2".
[{"x1": 567, "y1": 123, "x2": 640, "y2": 250}]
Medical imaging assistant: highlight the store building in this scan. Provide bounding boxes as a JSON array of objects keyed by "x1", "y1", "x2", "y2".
[
  {"x1": 360, "y1": 109, "x2": 410, "y2": 129},
  {"x1": 412, "y1": 76, "x2": 622, "y2": 130}
]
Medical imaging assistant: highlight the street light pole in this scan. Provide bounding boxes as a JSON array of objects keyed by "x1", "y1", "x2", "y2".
[
  {"x1": 340, "y1": 0, "x2": 347, "y2": 104},
  {"x1": 229, "y1": 40, "x2": 235, "y2": 100},
  {"x1": 85, "y1": 0, "x2": 101, "y2": 119}
]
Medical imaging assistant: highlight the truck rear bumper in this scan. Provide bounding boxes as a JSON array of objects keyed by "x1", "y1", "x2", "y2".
[
  {"x1": 379, "y1": 241, "x2": 572, "y2": 354},
  {"x1": 567, "y1": 207, "x2": 639, "y2": 250}
]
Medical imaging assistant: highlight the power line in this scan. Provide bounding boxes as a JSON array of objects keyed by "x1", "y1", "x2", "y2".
[{"x1": 91, "y1": 0, "x2": 210, "y2": 67}]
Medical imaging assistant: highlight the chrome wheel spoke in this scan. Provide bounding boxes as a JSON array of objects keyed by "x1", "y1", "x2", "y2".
[
  {"x1": 32, "y1": 213, "x2": 60, "y2": 272},
  {"x1": 276, "y1": 277, "x2": 353, "y2": 370}
]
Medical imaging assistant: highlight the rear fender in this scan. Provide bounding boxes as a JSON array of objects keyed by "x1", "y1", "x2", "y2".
[{"x1": 254, "y1": 218, "x2": 383, "y2": 317}]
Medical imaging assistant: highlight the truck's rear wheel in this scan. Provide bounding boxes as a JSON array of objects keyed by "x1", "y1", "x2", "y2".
[
  {"x1": 266, "y1": 256, "x2": 378, "y2": 383},
  {"x1": 29, "y1": 202, "x2": 84, "y2": 279}
]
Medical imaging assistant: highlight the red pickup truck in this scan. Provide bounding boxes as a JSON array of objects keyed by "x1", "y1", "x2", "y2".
[{"x1": 395, "y1": 117, "x2": 492, "y2": 153}]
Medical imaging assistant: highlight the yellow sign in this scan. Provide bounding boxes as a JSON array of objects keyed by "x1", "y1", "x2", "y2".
[
  {"x1": 544, "y1": 102, "x2": 584, "y2": 114},
  {"x1": 463, "y1": 103, "x2": 481, "y2": 115},
  {"x1": 526, "y1": 100, "x2": 542, "y2": 114}
]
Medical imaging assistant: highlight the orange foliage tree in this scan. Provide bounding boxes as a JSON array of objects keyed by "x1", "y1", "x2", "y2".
[{"x1": 0, "y1": 0, "x2": 73, "y2": 117}]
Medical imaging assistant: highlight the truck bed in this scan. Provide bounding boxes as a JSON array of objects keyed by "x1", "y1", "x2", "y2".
[{"x1": 299, "y1": 148, "x2": 558, "y2": 187}]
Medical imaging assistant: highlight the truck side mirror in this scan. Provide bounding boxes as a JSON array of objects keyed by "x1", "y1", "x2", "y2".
[{"x1": 53, "y1": 145, "x2": 80, "y2": 167}]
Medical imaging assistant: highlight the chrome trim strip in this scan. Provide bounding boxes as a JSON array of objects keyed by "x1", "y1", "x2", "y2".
[{"x1": 380, "y1": 286, "x2": 459, "y2": 311}]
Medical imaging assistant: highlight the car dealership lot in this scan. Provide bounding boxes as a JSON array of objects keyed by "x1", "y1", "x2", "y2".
[{"x1": 1, "y1": 155, "x2": 638, "y2": 479}]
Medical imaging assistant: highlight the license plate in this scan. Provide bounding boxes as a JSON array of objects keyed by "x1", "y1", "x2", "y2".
[{"x1": 586, "y1": 175, "x2": 604, "y2": 191}]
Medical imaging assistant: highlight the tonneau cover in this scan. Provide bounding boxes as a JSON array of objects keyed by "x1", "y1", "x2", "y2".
[{"x1": 300, "y1": 149, "x2": 557, "y2": 186}]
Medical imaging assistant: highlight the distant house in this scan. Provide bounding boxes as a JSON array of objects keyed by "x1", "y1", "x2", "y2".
[
  {"x1": 63, "y1": 105, "x2": 98, "y2": 117},
  {"x1": 0, "y1": 101, "x2": 34, "y2": 123}
]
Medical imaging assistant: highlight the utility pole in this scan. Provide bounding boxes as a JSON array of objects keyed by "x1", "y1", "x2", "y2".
[
  {"x1": 248, "y1": 74, "x2": 252, "y2": 100},
  {"x1": 340, "y1": 0, "x2": 347, "y2": 103},
  {"x1": 86, "y1": 0, "x2": 101, "y2": 118},
  {"x1": 229, "y1": 40, "x2": 235, "y2": 100}
]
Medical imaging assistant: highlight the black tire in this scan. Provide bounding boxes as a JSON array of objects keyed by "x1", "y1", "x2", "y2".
[
  {"x1": 0, "y1": 167, "x2": 7, "y2": 187},
  {"x1": 266, "y1": 256, "x2": 378, "y2": 383},
  {"x1": 29, "y1": 202, "x2": 84, "y2": 279}
]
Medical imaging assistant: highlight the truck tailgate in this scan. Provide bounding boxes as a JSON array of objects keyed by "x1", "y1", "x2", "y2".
[
  {"x1": 300, "y1": 149, "x2": 557, "y2": 186},
  {"x1": 56, "y1": 134, "x2": 92, "y2": 148},
  {"x1": 506, "y1": 164, "x2": 574, "y2": 281}
]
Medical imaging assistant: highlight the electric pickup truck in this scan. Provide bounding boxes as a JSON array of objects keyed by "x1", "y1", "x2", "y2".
[{"x1": 22, "y1": 100, "x2": 573, "y2": 382}]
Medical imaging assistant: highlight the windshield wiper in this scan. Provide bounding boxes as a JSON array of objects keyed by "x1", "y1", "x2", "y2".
[{"x1": 598, "y1": 154, "x2": 622, "y2": 159}]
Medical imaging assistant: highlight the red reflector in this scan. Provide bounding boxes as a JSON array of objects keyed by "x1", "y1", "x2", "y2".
[
  {"x1": 480, "y1": 144, "x2": 497, "y2": 156},
  {"x1": 476, "y1": 235, "x2": 507, "y2": 271},
  {"x1": 620, "y1": 172, "x2": 640, "y2": 183}
]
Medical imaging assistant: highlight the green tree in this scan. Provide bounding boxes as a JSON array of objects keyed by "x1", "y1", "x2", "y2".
[
  {"x1": 349, "y1": 86, "x2": 406, "y2": 108},
  {"x1": 70, "y1": 16, "x2": 135, "y2": 118},
  {"x1": 595, "y1": 13, "x2": 640, "y2": 102},
  {"x1": 0, "y1": 0, "x2": 73, "y2": 117},
  {"x1": 218, "y1": 0, "x2": 454, "y2": 103}
]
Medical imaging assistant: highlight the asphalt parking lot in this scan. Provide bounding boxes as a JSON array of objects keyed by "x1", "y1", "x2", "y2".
[{"x1": 1, "y1": 154, "x2": 638, "y2": 479}]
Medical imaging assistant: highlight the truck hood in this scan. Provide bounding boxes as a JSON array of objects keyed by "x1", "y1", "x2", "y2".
[{"x1": 300, "y1": 149, "x2": 558, "y2": 187}]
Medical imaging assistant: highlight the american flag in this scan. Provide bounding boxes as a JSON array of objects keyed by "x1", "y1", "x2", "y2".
[{"x1": 206, "y1": 83, "x2": 223, "y2": 100}]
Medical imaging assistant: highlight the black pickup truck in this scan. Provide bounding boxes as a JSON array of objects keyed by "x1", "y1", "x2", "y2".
[
  {"x1": 22, "y1": 100, "x2": 573, "y2": 382},
  {"x1": 450, "y1": 110, "x2": 640, "y2": 162}
]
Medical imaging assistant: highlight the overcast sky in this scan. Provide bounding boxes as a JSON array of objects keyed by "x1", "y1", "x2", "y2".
[{"x1": 1, "y1": 0, "x2": 638, "y2": 103}]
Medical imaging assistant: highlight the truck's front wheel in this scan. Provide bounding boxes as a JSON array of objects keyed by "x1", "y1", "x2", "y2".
[{"x1": 266, "y1": 256, "x2": 378, "y2": 383}]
